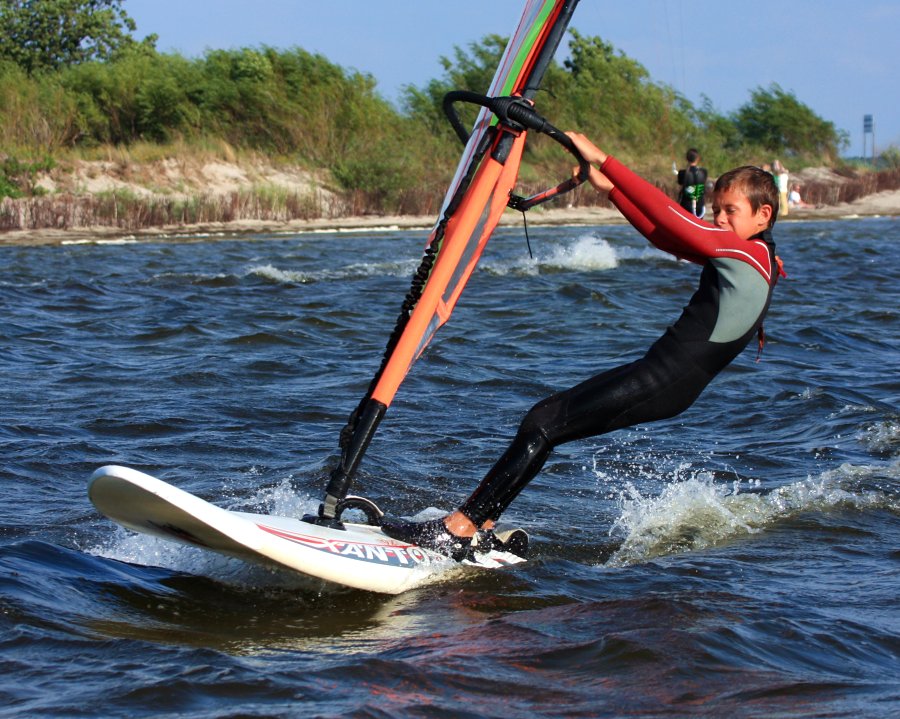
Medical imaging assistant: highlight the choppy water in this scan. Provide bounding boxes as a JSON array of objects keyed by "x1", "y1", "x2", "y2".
[{"x1": 1, "y1": 217, "x2": 898, "y2": 718}]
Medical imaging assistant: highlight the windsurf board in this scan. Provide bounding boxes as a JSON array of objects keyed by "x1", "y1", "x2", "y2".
[{"x1": 88, "y1": 465, "x2": 524, "y2": 595}]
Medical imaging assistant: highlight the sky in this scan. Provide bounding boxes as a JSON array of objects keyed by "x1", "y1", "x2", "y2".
[{"x1": 126, "y1": 0, "x2": 900, "y2": 158}]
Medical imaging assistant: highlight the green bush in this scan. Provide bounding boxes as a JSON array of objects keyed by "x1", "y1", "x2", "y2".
[{"x1": 0, "y1": 155, "x2": 55, "y2": 198}]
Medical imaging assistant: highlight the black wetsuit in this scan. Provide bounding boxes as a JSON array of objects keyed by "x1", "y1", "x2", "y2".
[{"x1": 458, "y1": 157, "x2": 780, "y2": 526}]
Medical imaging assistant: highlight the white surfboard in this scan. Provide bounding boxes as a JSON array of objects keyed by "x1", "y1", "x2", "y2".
[{"x1": 88, "y1": 465, "x2": 525, "y2": 595}]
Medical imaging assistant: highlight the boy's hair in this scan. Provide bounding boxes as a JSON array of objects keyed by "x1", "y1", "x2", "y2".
[
  {"x1": 714, "y1": 165, "x2": 779, "y2": 227},
  {"x1": 686, "y1": 148, "x2": 700, "y2": 163}
]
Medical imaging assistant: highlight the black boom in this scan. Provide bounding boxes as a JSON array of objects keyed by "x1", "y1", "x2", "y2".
[{"x1": 442, "y1": 90, "x2": 590, "y2": 210}]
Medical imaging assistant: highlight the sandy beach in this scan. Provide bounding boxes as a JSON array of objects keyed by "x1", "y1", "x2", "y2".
[{"x1": 2, "y1": 184, "x2": 899, "y2": 248}]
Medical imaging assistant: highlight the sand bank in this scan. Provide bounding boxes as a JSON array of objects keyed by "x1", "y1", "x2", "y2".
[{"x1": 2, "y1": 188, "x2": 899, "y2": 247}]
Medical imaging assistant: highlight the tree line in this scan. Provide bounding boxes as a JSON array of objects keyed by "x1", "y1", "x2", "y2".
[{"x1": 0, "y1": 0, "x2": 849, "y2": 213}]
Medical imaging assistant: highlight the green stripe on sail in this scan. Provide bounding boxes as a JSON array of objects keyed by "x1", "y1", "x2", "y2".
[{"x1": 497, "y1": 0, "x2": 558, "y2": 96}]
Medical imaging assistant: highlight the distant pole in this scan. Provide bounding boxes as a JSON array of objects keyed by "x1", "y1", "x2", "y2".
[{"x1": 863, "y1": 114, "x2": 874, "y2": 164}]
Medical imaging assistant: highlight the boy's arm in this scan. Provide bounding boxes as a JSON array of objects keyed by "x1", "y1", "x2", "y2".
[
  {"x1": 603, "y1": 156, "x2": 730, "y2": 261},
  {"x1": 608, "y1": 189, "x2": 706, "y2": 263},
  {"x1": 609, "y1": 191, "x2": 708, "y2": 263}
]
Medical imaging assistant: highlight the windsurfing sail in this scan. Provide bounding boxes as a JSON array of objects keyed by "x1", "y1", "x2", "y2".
[{"x1": 317, "y1": 0, "x2": 583, "y2": 523}]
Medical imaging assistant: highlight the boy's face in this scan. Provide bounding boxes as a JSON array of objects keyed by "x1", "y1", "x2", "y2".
[{"x1": 711, "y1": 188, "x2": 773, "y2": 240}]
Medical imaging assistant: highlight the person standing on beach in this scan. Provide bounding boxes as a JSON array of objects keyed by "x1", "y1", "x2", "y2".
[
  {"x1": 381, "y1": 132, "x2": 783, "y2": 561},
  {"x1": 677, "y1": 148, "x2": 708, "y2": 218},
  {"x1": 773, "y1": 160, "x2": 790, "y2": 216}
]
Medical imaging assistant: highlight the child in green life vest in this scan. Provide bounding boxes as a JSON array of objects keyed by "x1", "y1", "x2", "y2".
[{"x1": 677, "y1": 148, "x2": 708, "y2": 218}]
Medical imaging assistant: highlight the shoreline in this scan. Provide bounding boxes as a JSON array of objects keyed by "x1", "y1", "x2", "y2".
[{"x1": 3, "y1": 189, "x2": 899, "y2": 247}]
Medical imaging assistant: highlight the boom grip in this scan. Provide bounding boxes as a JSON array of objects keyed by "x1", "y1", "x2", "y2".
[{"x1": 500, "y1": 97, "x2": 551, "y2": 133}]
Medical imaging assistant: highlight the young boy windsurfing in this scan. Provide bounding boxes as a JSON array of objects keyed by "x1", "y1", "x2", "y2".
[{"x1": 382, "y1": 132, "x2": 783, "y2": 560}]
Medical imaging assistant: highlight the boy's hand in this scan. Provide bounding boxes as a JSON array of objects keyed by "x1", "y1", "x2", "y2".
[
  {"x1": 566, "y1": 132, "x2": 608, "y2": 165},
  {"x1": 567, "y1": 132, "x2": 613, "y2": 194}
]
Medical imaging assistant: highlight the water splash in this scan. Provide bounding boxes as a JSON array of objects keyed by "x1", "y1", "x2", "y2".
[
  {"x1": 861, "y1": 419, "x2": 900, "y2": 455},
  {"x1": 540, "y1": 235, "x2": 620, "y2": 272},
  {"x1": 232, "y1": 474, "x2": 319, "y2": 517},
  {"x1": 606, "y1": 463, "x2": 897, "y2": 567},
  {"x1": 480, "y1": 234, "x2": 622, "y2": 277}
]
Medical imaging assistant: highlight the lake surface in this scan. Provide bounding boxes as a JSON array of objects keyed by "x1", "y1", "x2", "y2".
[{"x1": 1, "y1": 216, "x2": 898, "y2": 717}]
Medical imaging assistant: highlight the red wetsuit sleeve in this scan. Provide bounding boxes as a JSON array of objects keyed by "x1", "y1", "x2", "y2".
[
  {"x1": 603, "y1": 156, "x2": 775, "y2": 281},
  {"x1": 609, "y1": 193, "x2": 709, "y2": 265},
  {"x1": 607, "y1": 187, "x2": 705, "y2": 264}
]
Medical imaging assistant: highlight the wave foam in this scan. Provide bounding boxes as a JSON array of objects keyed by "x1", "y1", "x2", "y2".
[
  {"x1": 606, "y1": 463, "x2": 898, "y2": 567},
  {"x1": 247, "y1": 259, "x2": 417, "y2": 284},
  {"x1": 247, "y1": 264, "x2": 311, "y2": 283}
]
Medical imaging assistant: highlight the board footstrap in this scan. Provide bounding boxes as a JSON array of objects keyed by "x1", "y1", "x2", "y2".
[{"x1": 480, "y1": 527, "x2": 529, "y2": 559}]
